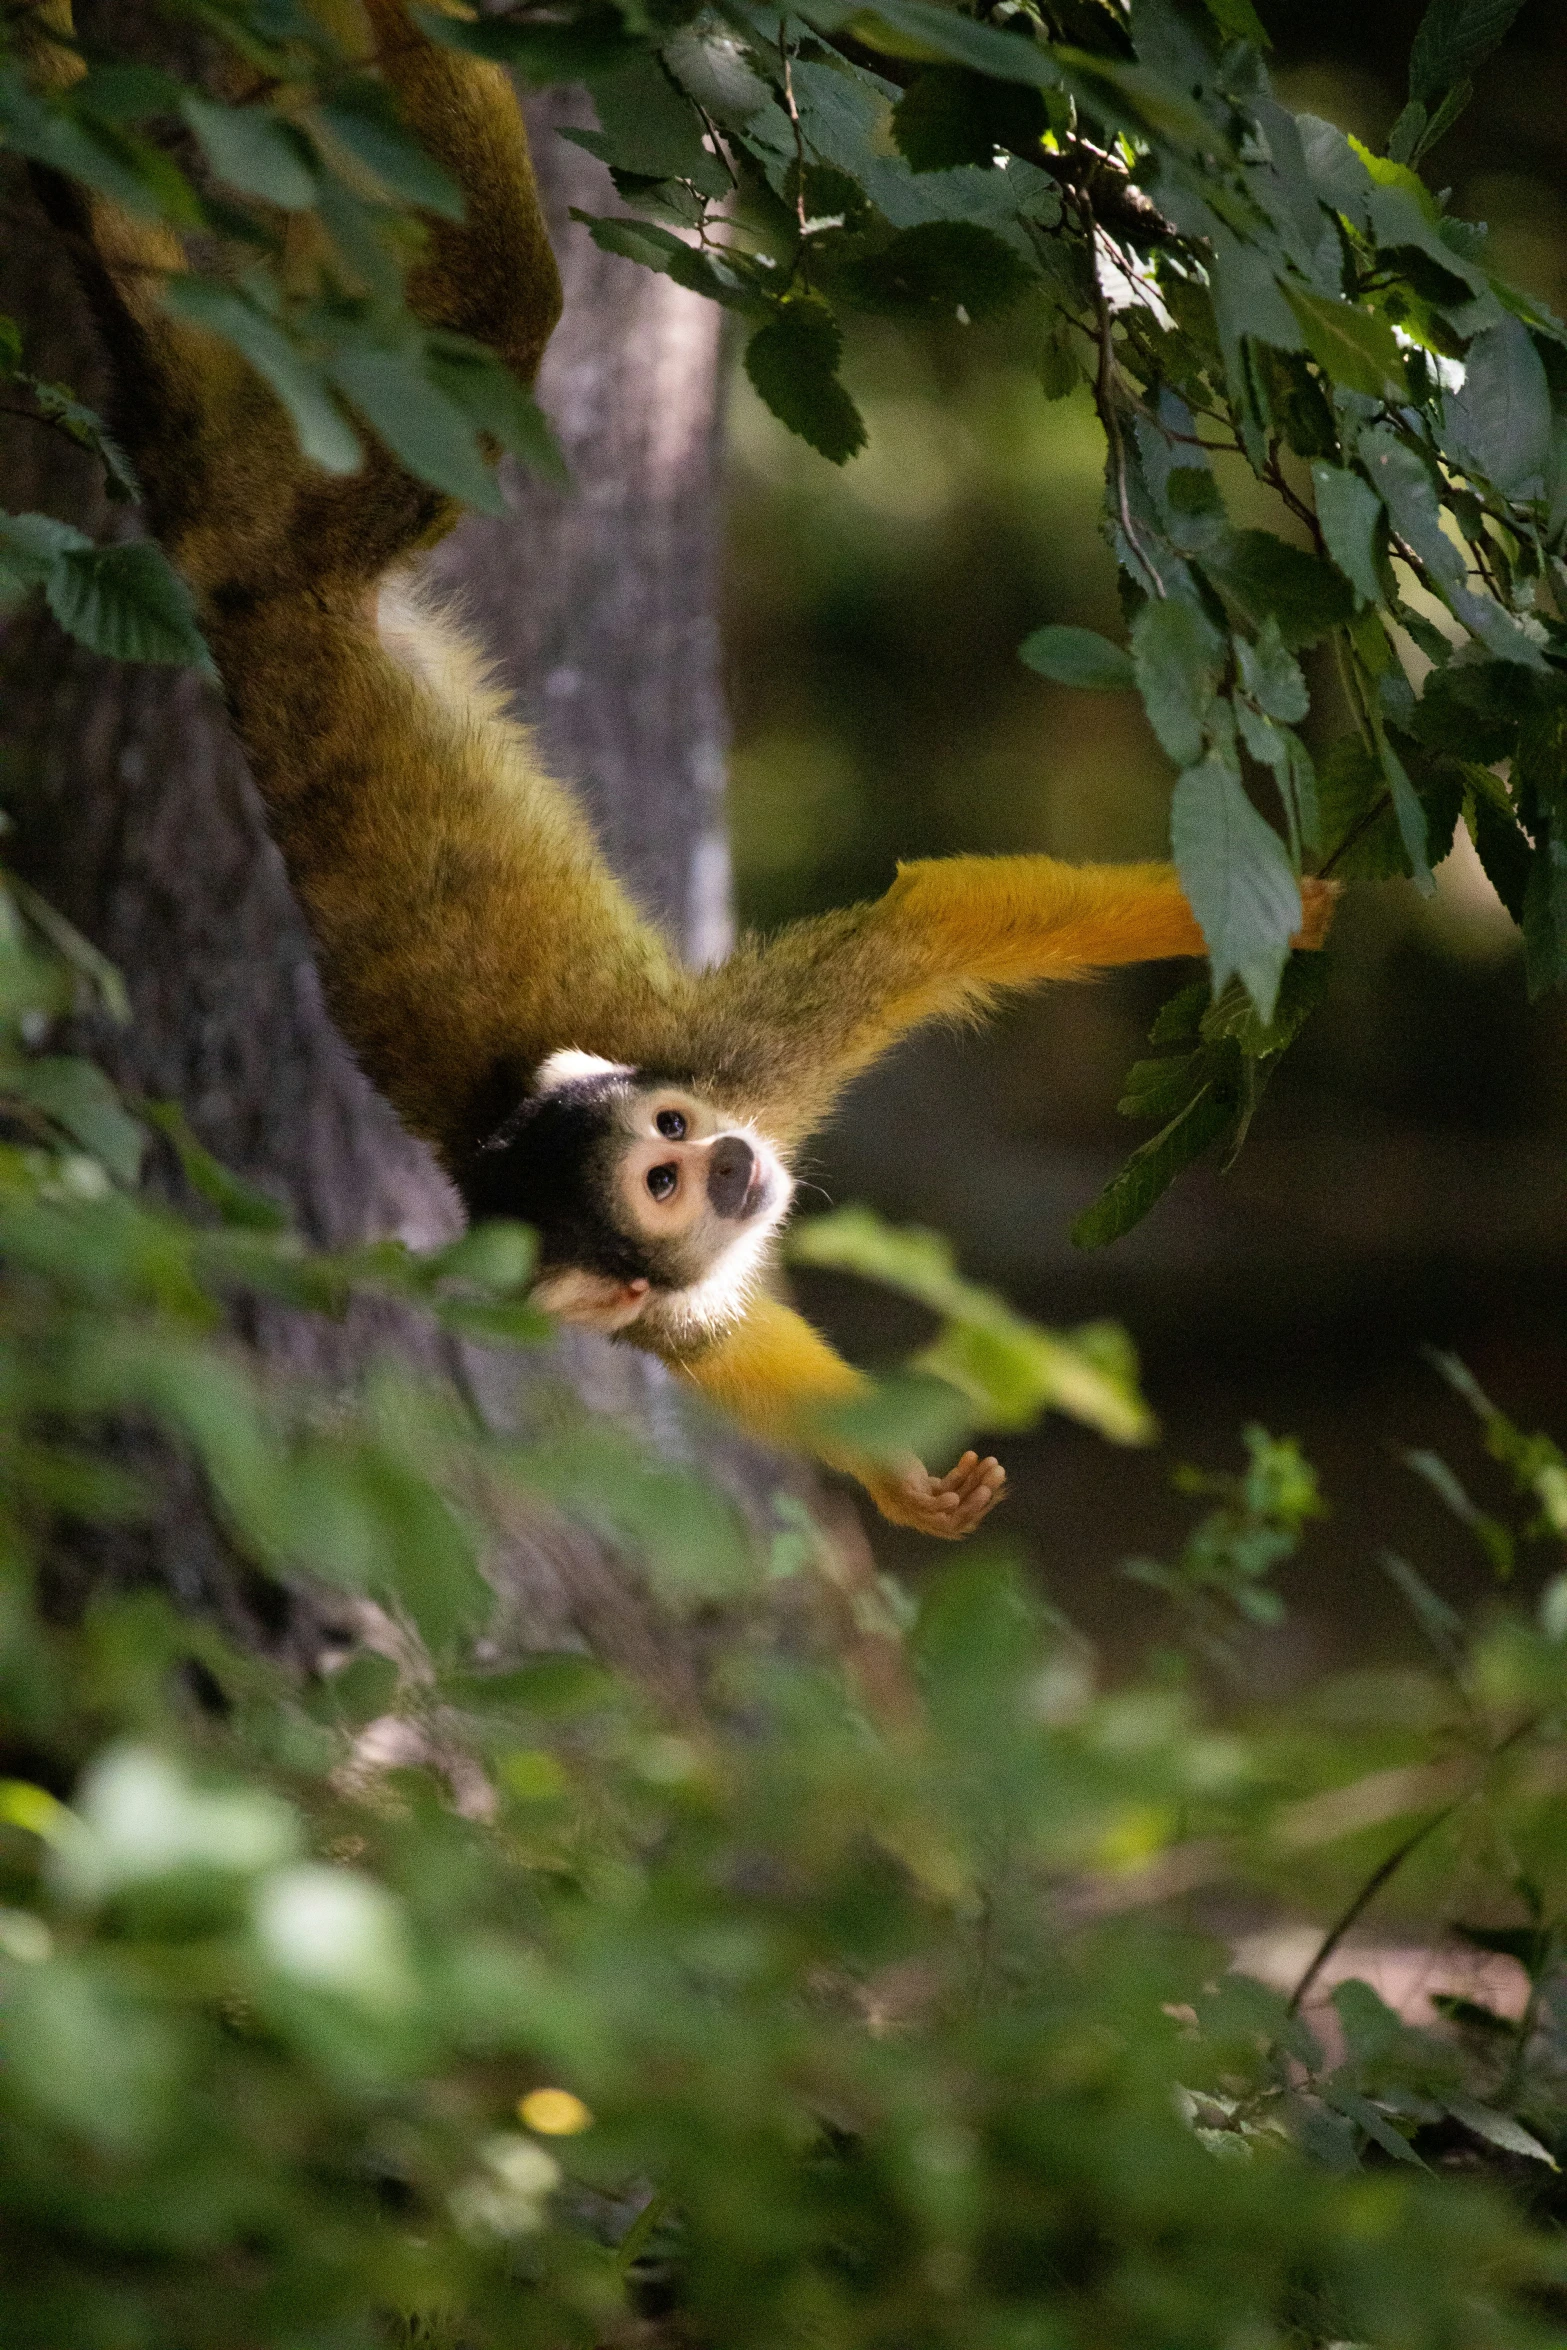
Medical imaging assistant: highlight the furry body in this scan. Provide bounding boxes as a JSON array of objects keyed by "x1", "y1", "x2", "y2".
[{"x1": 30, "y1": 0, "x2": 1331, "y2": 1533}]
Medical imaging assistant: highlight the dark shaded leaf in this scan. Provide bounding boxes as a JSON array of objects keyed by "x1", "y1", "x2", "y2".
[
  {"x1": 181, "y1": 95, "x2": 317, "y2": 209},
  {"x1": 890, "y1": 67, "x2": 1044, "y2": 171},
  {"x1": 1202, "y1": 531, "x2": 1356, "y2": 649},
  {"x1": 1445, "y1": 316, "x2": 1551, "y2": 494},
  {"x1": 423, "y1": 341, "x2": 568, "y2": 486},
  {"x1": 45, "y1": 542, "x2": 213, "y2": 670},
  {"x1": 1019, "y1": 625, "x2": 1134, "y2": 690},
  {"x1": 328, "y1": 346, "x2": 498, "y2": 510},
  {"x1": 3, "y1": 1057, "x2": 144, "y2": 1183},
  {"x1": 165, "y1": 279, "x2": 360, "y2": 474},
  {"x1": 1312, "y1": 463, "x2": 1386, "y2": 607},
  {"x1": 566, "y1": 52, "x2": 729, "y2": 196},
  {"x1": 410, "y1": 3, "x2": 636, "y2": 83},
  {"x1": 1132, "y1": 594, "x2": 1225, "y2": 767},
  {"x1": 1409, "y1": 0, "x2": 1529, "y2": 107},
  {"x1": 842, "y1": 221, "x2": 1033, "y2": 320},
  {"x1": 1071, "y1": 1082, "x2": 1235, "y2": 1248},
  {"x1": 1172, "y1": 752, "x2": 1301, "y2": 1016},
  {"x1": 144, "y1": 1101, "x2": 290, "y2": 1231},
  {"x1": 315, "y1": 79, "x2": 463, "y2": 218},
  {"x1": 744, "y1": 300, "x2": 866, "y2": 464}
]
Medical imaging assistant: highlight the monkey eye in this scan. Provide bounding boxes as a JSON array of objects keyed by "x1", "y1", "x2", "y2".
[
  {"x1": 655, "y1": 1109, "x2": 686, "y2": 1139},
  {"x1": 646, "y1": 1163, "x2": 679, "y2": 1201}
]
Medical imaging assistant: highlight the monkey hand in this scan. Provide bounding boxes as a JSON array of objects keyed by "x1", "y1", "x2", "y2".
[
  {"x1": 864, "y1": 1450, "x2": 1006, "y2": 1539},
  {"x1": 532, "y1": 1267, "x2": 651, "y2": 1333},
  {"x1": 1293, "y1": 875, "x2": 1339, "y2": 950}
]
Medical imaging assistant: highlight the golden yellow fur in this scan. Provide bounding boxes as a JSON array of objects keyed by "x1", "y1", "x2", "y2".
[{"x1": 33, "y1": 0, "x2": 1333, "y2": 1533}]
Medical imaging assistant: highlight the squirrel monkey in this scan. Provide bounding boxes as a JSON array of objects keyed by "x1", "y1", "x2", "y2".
[{"x1": 26, "y1": 0, "x2": 1334, "y2": 1538}]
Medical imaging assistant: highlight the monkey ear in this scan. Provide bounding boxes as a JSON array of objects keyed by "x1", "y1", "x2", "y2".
[
  {"x1": 532, "y1": 1267, "x2": 651, "y2": 1332},
  {"x1": 534, "y1": 1049, "x2": 635, "y2": 1094}
]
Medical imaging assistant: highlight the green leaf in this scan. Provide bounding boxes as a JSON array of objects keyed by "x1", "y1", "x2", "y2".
[
  {"x1": 790, "y1": 1206, "x2": 1153, "y2": 1442},
  {"x1": 805, "y1": 0, "x2": 1063, "y2": 91},
  {"x1": 1283, "y1": 287, "x2": 1410, "y2": 402},
  {"x1": 422, "y1": 341, "x2": 568, "y2": 487},
  {"x1": 841, "y1": 221, "x2": 1033, "y2": 320},
  {"x1": 1132, "y1": 595, "x2": 1225, "y2": 768},
  {"x1": 3, "y1": 1056, "x2": 144, "y2": 1183},
  {"x1": 180, "y1": 95, "x2": 317, "y2": 209},
  {"x1": 890, "y1": 67, "x2": 1044, "y2": 172},
  {"x1": 165, "y1": 278, "x2": 360, "y2": 474},
  {"x1": 328, "y1": 345, "x2": 499, "y2": 510},
  {"x1": 410, "y1": 2, "x2": 636, "y2": 82},
  {"x1": 744, "y1": 300, "x2": 866, "y2": 464},
  {"x1": 45, "y1": 542, "x2": 213, "y2": 670},
  {"x1": 0, "y1": 509, "x2": 90, "y2": 601},
  {"x1": 1445, "y1": 2094, "x2": 1558, "y2": 2167},
  {"x1": 1202, "y1": 531, "x2": 1355, "y2": 651},
  {"x1": 571, "y1": 211, "x2": 762, "y2": 312},
  {"x1": 1331, "y1": 1975, "x2": 1404, "y2": 2063},
  {"x1": 1446, "y1": 316, "x2": 1551, "y2": 494},
  {"x1": 1071, "y1": 1082, "x2": 1236, "y2": 1249},
  {"x1": 1171, "y1": 753, "x2": 1301, "y2": 1017},
  {"x1": 1373, "y1": 720, "x2": 1433, "y2": 892},
  {"x1": 1236, "y1": 618, "x2": 1308, "y2": 724},
  {"x1": 144, "y1": 1100, "x2": 290, "y2": 1230},
  {"x1": 1200, "y1": 0, "x2": 1270, "y2": 41},
  {"x1": 314, "y1": 79, "x2": 464, "y2": 218},
  {"x1": 1321, "y1": 2084, "x2": 1426, "y2": 2167},
  {"x1": 513, "y1": 1432, "x2": 754, "y2": 1608},
  {"x1": 565, "y1": 52, "x2": 728, "y2": 196},
  {"x1": 0, "y1": 74, "x2": 200, "y2": 222},
  {"x1": 1312, "y1": 464, "x2": 1386, "y2": 608},
  {"x1": 1315, "y1": 734, "x2": 1406, "y2": 880},
  {"x1": 663, "y1": 28, "x2": 775, "y2": 131},
  {"x1": 1468, "y1": 776, "x2": 1530, "y2": 922},
  {"x1": 1019, "y1": 625, "x2": 1134, "y2": 690},
  {"x1": 425, "y1": 1221, "x2": 536, "y2": 1294},
  {"x1": 1408, "y1": 0, "x2": 1529, "y2": 108}
]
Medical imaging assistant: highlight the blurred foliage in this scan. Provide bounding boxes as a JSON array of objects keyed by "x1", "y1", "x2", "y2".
[{"x1": 7, "y1": 865, "x2": 1567, "y2": 2346}]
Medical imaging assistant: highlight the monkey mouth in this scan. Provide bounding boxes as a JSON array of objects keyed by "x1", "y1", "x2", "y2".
[{"x1": 741, "y1": 1165, "x2": 774, "y2": 1220}]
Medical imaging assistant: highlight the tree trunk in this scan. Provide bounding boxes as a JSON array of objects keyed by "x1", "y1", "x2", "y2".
[{"x1": 0, "y1": 87, "x2": 771, "y2": 1697}]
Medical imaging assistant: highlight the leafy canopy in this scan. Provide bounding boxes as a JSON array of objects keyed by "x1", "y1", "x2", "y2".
[{"x1": 5, "y1": 0, "x2": 1559, "y2": 1235}]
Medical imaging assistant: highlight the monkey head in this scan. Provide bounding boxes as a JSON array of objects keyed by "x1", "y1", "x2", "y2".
[{"x1": 464, "y1": 1050, "x2": 793, "y2": 1343}]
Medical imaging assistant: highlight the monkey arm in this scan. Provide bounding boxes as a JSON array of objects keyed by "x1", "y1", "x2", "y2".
[
  {"x1": 670, "y1": 1295, "x2": 1005, "y2": 1539},
  {"x1": 693, "y1": 856, "x2": 1334, "y2": 1139}
]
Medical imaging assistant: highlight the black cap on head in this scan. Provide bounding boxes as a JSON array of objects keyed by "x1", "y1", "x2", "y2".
[{"x1": 462, "y1": 1067, "x2": 654, "y2": 1284}]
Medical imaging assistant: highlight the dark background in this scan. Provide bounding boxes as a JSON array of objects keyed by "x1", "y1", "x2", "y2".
[{"x1": 719, "y1": 0, "x2": 1567, "y2": 1684}]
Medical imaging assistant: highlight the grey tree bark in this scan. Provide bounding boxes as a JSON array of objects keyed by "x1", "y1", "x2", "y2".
[{"x1": 0, "y1": 87, "x2": 781, "y2": 1699}]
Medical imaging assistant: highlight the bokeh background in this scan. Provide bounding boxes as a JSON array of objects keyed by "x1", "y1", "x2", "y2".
[{"x1": 719, "y1": 0, "x2": 1567, "y2": 1684}]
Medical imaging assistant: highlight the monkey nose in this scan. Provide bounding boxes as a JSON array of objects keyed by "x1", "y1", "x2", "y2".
[{"x1": 705, "y1": 1134, "x2": 756, "y2": 1219}]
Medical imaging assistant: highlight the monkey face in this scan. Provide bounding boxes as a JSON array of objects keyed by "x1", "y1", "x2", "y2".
[
  {"x1": 472, "y1": 1055, "x2": 793, "y2": 1345},
  {"x1": 614, "y1": 1085, "x2": 786, "y2": 1253}
]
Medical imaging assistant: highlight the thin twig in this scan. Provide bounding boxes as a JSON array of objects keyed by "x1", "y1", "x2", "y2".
[
  {"x1": 1286, "y1": 1715, "x2": 1541, "y2": 2016},
  {"x1": 1286, "y1": 1808, "x2": 1457, "y2": 2017},
  {"x1": 777, "y1": 15, "x2": 811, "y2": 249}
]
